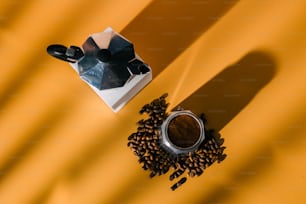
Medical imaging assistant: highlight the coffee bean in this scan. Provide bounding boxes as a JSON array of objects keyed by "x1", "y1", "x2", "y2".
[
  {"x1": 160, "y1": 93, "x2": 168, "y2": 99},
  {"x1": 142, "y1": 164, "x2": 149, "y2": 170},
  {"x1": 162, "y1": 166, "x2": 170, "y2": 174},
  {"x1": 171, "y1": 177, "x2": 187, "y2": 191},
  {"x1": 127, "y1": 142, "x2": 136, "y2": 147},
  {"x1": 217, "y1": 153, "x2": 227, "y2": 163},
  {"x1": 188, "y1": 169, "x2": 196, "y2": 178},
  {"x1": 149, "y1": 171, "x2": 156, "y2": 178},
  {"x1": 169, "y1": 168, "x2": 185, "y2": 181}
]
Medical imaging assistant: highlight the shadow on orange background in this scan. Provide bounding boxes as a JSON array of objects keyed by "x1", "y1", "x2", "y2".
[
  {"x1": 178, "y1": 51, "x2": 276, "y2": 131},
  {"x1": 122, "y1": 0, "x2": 238, "y2": 77}
]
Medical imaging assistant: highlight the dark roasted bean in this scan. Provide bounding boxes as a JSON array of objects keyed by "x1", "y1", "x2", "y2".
[
  {"x1": 217, "y1": 154, "x2": 227, "y2": 163},
  {"x1": 160, "y1": 93, "x2": 168, "y2": 99},
  {"x1": 196, "y1": 168, "x2": 203, "y2": 176},
  {"x1": 169, "y1": 168, "x2": 185, "y2": 181},
  {"x1": 171, "y1": 177, "x2": 187, "y2": 191},
  {"x1": 188, "y1": 169, "x2": 196, "y2": 178},
  {"x1": 149, "y1": 171, "x2": 156, "y2": 178}
]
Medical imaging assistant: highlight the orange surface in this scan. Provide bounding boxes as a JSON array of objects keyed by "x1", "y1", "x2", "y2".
[{"x1": 0, "y1": 0, "x2": 306, "y2": 203}]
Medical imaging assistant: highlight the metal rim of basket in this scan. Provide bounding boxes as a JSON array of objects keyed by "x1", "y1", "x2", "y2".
[{"x1": 160, "y1": 110, "x2": 205, "y2": 155}]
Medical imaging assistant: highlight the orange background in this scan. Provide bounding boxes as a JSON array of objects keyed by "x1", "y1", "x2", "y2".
[{"x1": 1, "y1": 0, "x2": 306, "y2": 203}]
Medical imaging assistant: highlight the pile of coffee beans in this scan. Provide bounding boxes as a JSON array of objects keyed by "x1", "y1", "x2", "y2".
[{"x1": 127, "y1": 94, "x2": 226, "y2": 191}]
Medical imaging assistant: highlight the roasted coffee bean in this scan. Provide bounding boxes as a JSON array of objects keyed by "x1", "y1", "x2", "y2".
[
  {"x1": 171, "y1": 177, "x2": 187, "y2": 191},
  {"x1": 212, "y1": 133, "x2": 224, "y2": 144},
  {"x1": 149, "y1": 171, "x2": 157, "y2": 178},
  {"x1": 128, "y1": 133, "x2": 135, "y2": 141},
  {"x1": 169, "y1": 168, "x2": 185, "y2": 181},
  {"x1": 160, "y1": 93, "x2": 168, "y2": 99},
  {"x1": 188, "y1": 169, "x2": 196, "y2": 178},
  {"x1": 142, "y1": 164, "x2": 149, "y2": 170},
  {"x1": 151, "y1": 98, "x2": 160, "y2": 105},
  {"x1": 127, "y1": 142, "x2": 136, "y2": 147},
  {"x1": 217, "y1": 153, "x2": 227, "y2": 163},
  {"x1": 139, "y1": 105, "x2": 148, "y2": 114},
  {"x1": 199, "y1": 157, "x2": 205, "y2": 163},
  {"x1": 188, "y1": 152, "x2": 194, "y2": 162},
  {"x1": 162, "y1": 166, "x2": 170, "y2": 174},
  {"x1": 194, "y1": 162, "x2": 199, "y2": 168},
  {"x1": 137, "y1": 119, "x2": 144, "y2": 125},
  {"x1": 219, "y1": 146, "x2": 226, "y2": 154},
  {"x1": 196, "y1": 167, "x2": 203, "y2": 176},
  {"x1": 213, "y1": 143, "x2": 219, "y2": 150}
]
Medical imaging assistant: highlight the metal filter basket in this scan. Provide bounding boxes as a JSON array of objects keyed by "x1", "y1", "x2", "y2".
[{"x1": 160, "y1": 110, "x2": 205, "y2": 155}]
